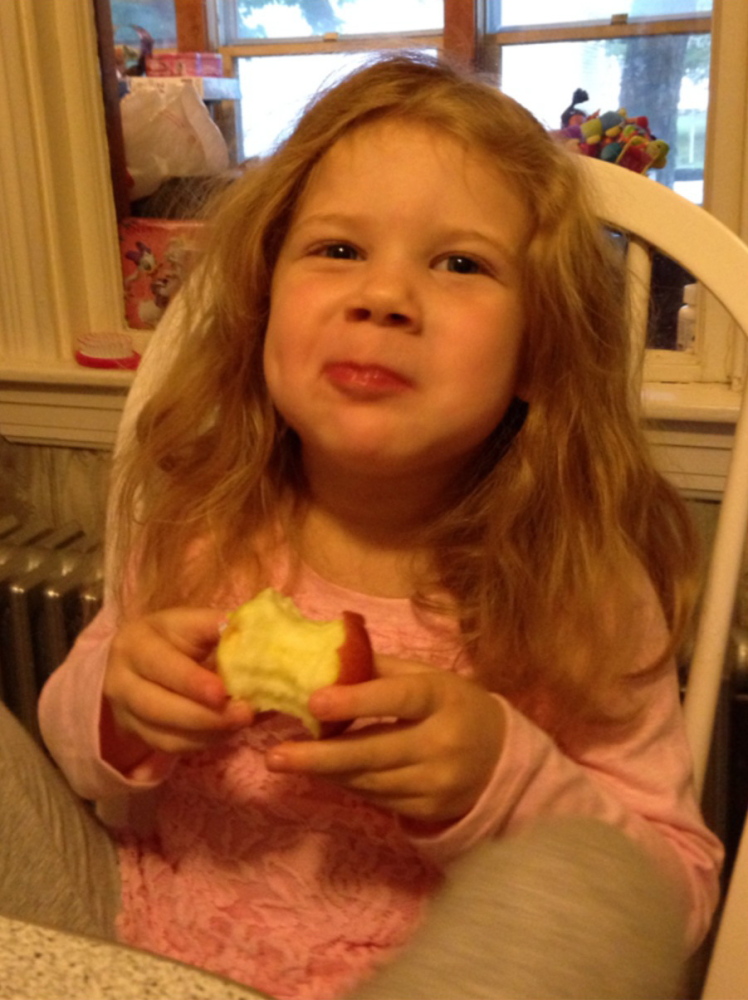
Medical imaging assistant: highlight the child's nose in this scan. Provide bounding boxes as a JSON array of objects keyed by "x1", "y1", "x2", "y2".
[{"x1": 344, "y1": 263, "x2": 421, "y2": 330}]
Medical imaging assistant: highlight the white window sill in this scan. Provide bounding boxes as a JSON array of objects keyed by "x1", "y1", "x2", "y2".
[
  {"x1": 0, "y1": 366, "x2": 740, "y2": 500},
  {"x1": 643, "y1": 381, "x2": 741, "y2": 424},
  {"x1": 643, "y1": 382, "x2": 740, "y2": 500},
  {"x1": 0, "y1": 361, "x2": 134, "y2": 450}
]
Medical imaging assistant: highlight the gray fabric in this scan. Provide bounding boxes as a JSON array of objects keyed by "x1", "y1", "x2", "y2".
[
  {"x1": 0, "y1": 703, "x2": 120, "y2": 940},
  {"x1": 351, "y1": 818, "x2": 687, "y2": 1000}
]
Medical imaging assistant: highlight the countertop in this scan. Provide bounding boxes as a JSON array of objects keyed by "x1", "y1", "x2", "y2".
[{"x1": 0, "y1": 915, "x2": 268, "y2": 1000}]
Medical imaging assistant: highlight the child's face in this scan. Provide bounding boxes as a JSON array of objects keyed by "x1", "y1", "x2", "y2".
[{"x1": 264, "y1": 119, "x2": 530, "y2": 484}]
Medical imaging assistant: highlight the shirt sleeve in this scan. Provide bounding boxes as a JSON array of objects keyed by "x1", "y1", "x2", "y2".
[
  {"x1": 408, "y1": 590, "x2": 724, "y2": 952},
  {"x1": 38, "y1": 604, "x2": 174, "y2": 802}
]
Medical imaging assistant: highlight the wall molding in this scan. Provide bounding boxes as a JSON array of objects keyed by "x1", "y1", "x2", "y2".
[{"x1": 0, "y1": 363, "x2": 132, "y2": 450}]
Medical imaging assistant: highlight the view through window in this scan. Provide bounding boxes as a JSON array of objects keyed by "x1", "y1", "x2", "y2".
[
  {"x1": 487, "y1": 0, "x2": 712, "y2": 203},
  {"x1": 111, "y1": 0, "x2": 178, "y2": 47},
  {"x1": 220, "y1": 0, "x2": 443, "y2": 157},
  {"x1": 228, "y1": 0, "x2": 443, "y2": 37}
]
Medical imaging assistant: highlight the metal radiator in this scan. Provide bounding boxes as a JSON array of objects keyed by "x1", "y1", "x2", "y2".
[{"x1": 0, "y1": 515, "x2": 103, "y2": 738}]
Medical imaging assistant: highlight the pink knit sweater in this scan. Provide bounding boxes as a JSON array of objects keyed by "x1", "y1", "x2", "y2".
[{"x1": 39, "y1": 563, "x2": 722, "y2": 999}]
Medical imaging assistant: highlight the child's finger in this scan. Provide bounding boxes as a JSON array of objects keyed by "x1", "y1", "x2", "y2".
[
  {"x1": 308, "y1": 671, "x2": 444, "y2": 726},
  {"x1": 122, "y1": 672, "x2": 250, "y2": 733},
  {"x1": 145, "y1": 607, "x2": 228, "y2": 660},
  {"x1": 139, "y1": 648, "x2": 228, "y2": 710},
  {"x1": 133, "y1": 708, "x2": 254, "y2": 756},
  {"x1": 265, "y1": 730, "x2": 465, "y2": 822},
  {"x1": 267, "y1": 721, "x2": 416, "y2": 778},
  {"x1": 109, "y1": 611, "x2": 229, "y2": 710}
]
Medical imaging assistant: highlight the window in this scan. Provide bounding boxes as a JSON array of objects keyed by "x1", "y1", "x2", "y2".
[
  {"x1": 225, "y1": 0, "x2": 443, "y2": 38},
  {"x1": 110, "y1": 0, "x2": 178, "y2": 47},
  {"x1": 479, "y1": 1, "x2": 725, "y2": 384},
  {"x1": 218, "y1": 0, "x2": 443, "y2": 158},
  {"x1": 483, "y1": 2, "x2": 712, "y2": 204}
]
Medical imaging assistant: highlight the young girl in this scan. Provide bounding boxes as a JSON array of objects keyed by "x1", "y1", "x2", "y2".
[{"x1": 26, "y1": 53, "x2": 721, "y2": 997}]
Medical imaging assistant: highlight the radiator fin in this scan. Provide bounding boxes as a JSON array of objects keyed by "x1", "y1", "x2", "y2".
[{"x1": 0, "y1": 521, "x2": 102, "y2": 738}]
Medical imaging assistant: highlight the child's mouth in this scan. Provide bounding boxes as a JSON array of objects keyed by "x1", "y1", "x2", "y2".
[{"x1": 324, "y1": 362, "x2": 413, "y2": 397}]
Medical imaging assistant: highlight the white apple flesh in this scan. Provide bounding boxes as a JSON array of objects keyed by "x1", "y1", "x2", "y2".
[{"x1": 217, "y1": 588, "x2": 373, "y2": 737}]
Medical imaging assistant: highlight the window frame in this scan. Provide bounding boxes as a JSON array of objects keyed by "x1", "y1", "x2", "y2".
[
  {"x1": 215, "y1": 1, "x2": 449, "y2": 160},
  {"x1": 0, "y1": 0, "x2": 746, "y2": 500},
  {"x1": 218, "y1": 34, "x2": 443, "y2": 162},
  {"x1": 480, "y1": 7, "x2": 724, "y2": 387}
]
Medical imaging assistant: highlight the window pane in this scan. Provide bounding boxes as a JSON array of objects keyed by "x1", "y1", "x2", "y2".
[
  {"x1": 239, "y1": 51, "x2": 433, "y2": 158},
  {"x1": 488, "y1": 0, "x2": 711, "y2": 30},
  {"x1": 648, "y1": 252, "x2": 696, "y2": 351},
  {"x1": 238, "y1": 53, "x2": 369, "y2": 157},
  {"x1": 498, "y1": 33, "x2": 710, "y2": 202},
  {"x1": 231, "y1": 0, "x2": 443, "y2": 40},
  {"x1": 111, "y1": 0, "x2": 177, "y2": 48}
]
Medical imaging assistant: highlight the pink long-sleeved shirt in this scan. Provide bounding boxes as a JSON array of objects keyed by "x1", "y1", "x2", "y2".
[{"x1": 39, "y1": 561, "x2": 722, "y2": 1000}]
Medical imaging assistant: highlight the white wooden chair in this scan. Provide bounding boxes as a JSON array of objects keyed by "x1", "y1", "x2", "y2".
[{"x1": 579, "y1": 155, "x2": 748, "y2": 998}]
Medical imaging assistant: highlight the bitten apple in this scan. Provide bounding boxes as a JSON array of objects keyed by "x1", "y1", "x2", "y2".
[{"x1": 216, "y1": 588, "x2": 373, "y2": 737}]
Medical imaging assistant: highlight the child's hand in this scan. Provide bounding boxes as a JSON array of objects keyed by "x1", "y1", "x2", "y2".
[
  {"x1": 102, "y1": 608, "x2": 254, "y2": 771},
  {"x1": 265, "y1": 656, "x2": 506, "y2": 825}
]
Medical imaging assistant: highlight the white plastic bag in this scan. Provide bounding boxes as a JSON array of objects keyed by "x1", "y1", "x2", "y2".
[{"x1": 121, "y1": 81, "x2": 230, "y2": 200}]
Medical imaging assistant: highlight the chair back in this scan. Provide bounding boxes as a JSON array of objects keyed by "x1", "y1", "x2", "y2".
[
  {"x1": 580, "y1": 155, "x2": 748, "y2": 799},
  {"x1": 580, "y1": 157, "x2": 748, "y2": 999}
]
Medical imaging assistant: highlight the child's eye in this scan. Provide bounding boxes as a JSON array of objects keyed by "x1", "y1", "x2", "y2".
[
  {"x1": 437, "y1": 254, "x2": 487, "y2": 275},
  {"x1": 316, "y1": 243, "x2": 361, "y2": 261}
]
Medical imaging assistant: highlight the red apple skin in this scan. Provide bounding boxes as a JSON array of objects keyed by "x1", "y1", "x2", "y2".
[
  {"x1": 338, "y1": 611, "x2": 374, "y2": 685},
  {"x1": 320, "y1": 610, "x2": 374, "y2": 738}
]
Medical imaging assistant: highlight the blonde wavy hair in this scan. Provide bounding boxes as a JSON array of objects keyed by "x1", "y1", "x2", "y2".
[{"x1": 112, "y1": 53, "x2": 700, "y2": 730}]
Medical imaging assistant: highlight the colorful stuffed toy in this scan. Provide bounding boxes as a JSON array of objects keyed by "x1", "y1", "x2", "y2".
[{"x1": 552, "y1": 90, "x2": 669, "y2": 174}]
